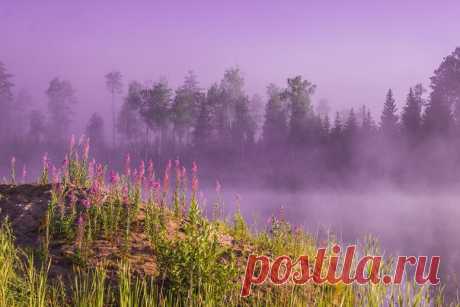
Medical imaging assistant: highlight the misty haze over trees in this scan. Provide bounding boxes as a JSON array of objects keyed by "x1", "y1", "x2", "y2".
[{"x1": 1, "y1": 48, "x2": 460, "y2": 189}]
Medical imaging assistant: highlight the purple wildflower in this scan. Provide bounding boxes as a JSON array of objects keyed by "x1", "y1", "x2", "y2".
[
  {"x1": 69, "y1": 135, "x2": 76, "y2": 153},
  {"x1": 137, "y1": 160, "x2": 145, "y2": 185},
  {"x1": 110, "y1": 171, "x2": 120, "y2": 185},
  {"x1": 83, "y1": 137, "x2": 90, "y2": 161},
  {"x1": 42, "y1": 152, "x2": 49, "y2": 170},
  {"x1": 147, "y1": 160, "x2": 154, "y2": 181},
  {"x1": 21, "y1": 164, "x2": 27, "y2": 184},
  {"x1": 51, "y1": 165, "x2": 60, "y2": 185},
  {"x1": 122, "y1": 186, "x2": 129, "y2": 205},
  {"x1": 88, "y1": 159, "x2": 95, "y2": 179},
  {"x1": 124, "y1": 154, "x2": 131, "y2": 178},
  {"x1": 82, "y1": 198, "x2": 91, "y2": 209}
]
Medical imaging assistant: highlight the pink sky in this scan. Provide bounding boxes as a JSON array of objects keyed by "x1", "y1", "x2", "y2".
[{"x1": 1, "y1": 0, "x2": 459, "y2": 129}]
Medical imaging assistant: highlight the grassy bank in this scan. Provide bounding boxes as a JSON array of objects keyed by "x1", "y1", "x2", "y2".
[{"x1": 0, "y1": 139, "x2": 457, "y2": 306}]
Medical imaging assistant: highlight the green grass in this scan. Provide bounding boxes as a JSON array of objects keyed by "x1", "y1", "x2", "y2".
[{"x1": 0, "y1": 140, "x2": 458, "y2": 306}]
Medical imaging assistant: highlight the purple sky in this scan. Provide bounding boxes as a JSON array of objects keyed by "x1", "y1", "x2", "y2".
[{"x1": 1, "y1": 0, "x2": 459, "y2": 130}]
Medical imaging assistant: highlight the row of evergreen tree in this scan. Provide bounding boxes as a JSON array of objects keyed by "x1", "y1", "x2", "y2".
[{"x1": 1, "y1": 47, "x2": 460, "y2": 185}]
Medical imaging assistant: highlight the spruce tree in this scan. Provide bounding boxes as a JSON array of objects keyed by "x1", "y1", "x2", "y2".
[
  {"x1": 401, "y1": 88, "x2": 422, "y2": 142},
  {"x1": 380, "y1": 89, "x2": 399, "y2": 137},
  {"x1": 424, "y1": 47, "x2": 460, "y2": 136}
]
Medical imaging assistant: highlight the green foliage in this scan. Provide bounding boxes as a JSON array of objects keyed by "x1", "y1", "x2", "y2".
[
  {"x1": 232, "y1": 206, "x2": 249, "y2": 241},
  {"x1": 0, "y1": 142, "x2": 458, "y2": 306},
  {"x1": 149, "y1": 198, "x2": 238, "y2": 300},
  {"x1": 72, "y1": 265, "x2": 107, "y2": 307}
]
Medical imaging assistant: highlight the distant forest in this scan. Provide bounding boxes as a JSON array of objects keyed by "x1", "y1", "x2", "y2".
[{"x1": 1, "y1": 48, "x2": 460, "y2": 189}]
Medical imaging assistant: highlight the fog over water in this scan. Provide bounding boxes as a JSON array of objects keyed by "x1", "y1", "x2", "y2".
[
  {"x1": 2, "y1": 1, "x2": 460, "y2": 300},
  {"x1": 207, "y1": 186, "x2": 460, "y2": 286}
]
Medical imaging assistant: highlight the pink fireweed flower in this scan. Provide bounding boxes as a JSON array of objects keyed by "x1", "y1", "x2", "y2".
[
  {"x1": 124, "y1": 154, "x2": 131, "y2": 178},
  {"x1": 133, "y1": 169, "x2": 138, "y2": 183},
  {"x1": 149, "y1": 180, "x2": 161, "y2": 203},
  {"x1": 11, "y1": 156, "x2": 16, "y2": 169},
  {"x1": 95, "y1": 163, "x2": 104, "y2": 181},
  {"x1": 110, "y1": 171, "x2": 120, "y2": 185},
  {"x1": 51, "y1": 165, "x2": 60, "y2": 185},
  {"x1": 147, "y1": 160, "x2": 154, "y2": 181},
  {"x1": 77, "y1": 213, "x2": 84, "y2": 227},
  {"x1": 42, "y1": 152, "x2": 49, "y2": 170},
  {"x1": 63, "y1": 155, "x2": 69, "y2": 168},
  {"x1": 83, "y1": 137, "x2": 90, "y2": 161},
  {"x1": 88, "y1": 159, "x2": 96, "y2": 180},
  {"x1": 78, "y1": 135, "x2": 86, "y2": 146},
  {"x1": 70, "y1": 192, "x2": 77, "y2": 206},
  {"x1": 90, "y1": 179, "x2": 100, "y2": 196},
  {"x1": 216, "y1": 180, "x2": 222, "y2": 194},
  {"x1": 137, "y1": 160, "x2": 145, "y2": 185},
  {"x1": 162, "y1": 160, "x2": 171, "y2": 194},
  {"x1": 167, "y1": 159, "x2": 172, "y2": 171},
  {"x1": 21, "y1": 164, "x2": 27, "y2": 184},
  {"x1": 163, "y1": 171, "x2": 170, "y2": 194},
  {"x1": 192, "y1": 161, "x2": 198, "y2": 174},
  {"x1": 191, "y1": 161, "x2": 199, "y2": 194},
  {"x1": 62, "y1": 154, "x2": 69, "y2": 179},
  {"x1": 266, "y1": 214, "x2": 274, "y2": 225},
  {"x1": 122, "y1": 186, "x2": 129, "y2": 205},
  {"x1": 82, "y1": 198, "x2": 91, "y2": 209},
  {"x1": 175, "y1": 160, "x2": 183, "y2": 184},
  {"x1": 150, "y1": 180, "x2": 161, "y2": 191},
  {"x1": 69, "y1": 134, "x2": 76, "y2": 153},
  {"x1": 175, "y1": 159, "x2": 180, "y2": 173},
  {"x1": 179, "y1": 166, "x2": 187, "y2": 190},
  {"x1": 75, "y1": 213, "x2": 87, "y2": 249},
  {"x1": 191, "y1": 176, "x2": 199, "y2": 194}
]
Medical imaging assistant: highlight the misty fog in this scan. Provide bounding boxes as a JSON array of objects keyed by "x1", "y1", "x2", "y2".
[{"x1": 2, "y1": 1, "x2": 460, "y2": 300}]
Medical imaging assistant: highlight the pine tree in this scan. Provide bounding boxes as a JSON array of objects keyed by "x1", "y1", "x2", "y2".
[
  {"x1": 380, "y1": 89, "x2": 399, "y2": 137},
  {"x1": 424, "y1": 48, "x2": 460, "y2": 136},
  {"x1": 321, "y1": 114, "x2": 330, "y2": 141},
  {"x1": 401, "y1": 88, "x2": 422, "y2": 142},
  {"x1": 344, "y1": 108, "x2": 358, "y2": 138},
  {"x1": 331, "y1": 112, "x2": 342, "y2": 139},
  {"x1": 262, "y1": 84, "x2": 287, "y2": 146},
  {"x1": 359, "y1": 105, "x2": 376, "y2": 137}
]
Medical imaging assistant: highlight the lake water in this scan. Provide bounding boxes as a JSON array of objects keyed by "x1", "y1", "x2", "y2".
[{"x1": 203, "y1": 187, "x2": 460, "y2": 290}]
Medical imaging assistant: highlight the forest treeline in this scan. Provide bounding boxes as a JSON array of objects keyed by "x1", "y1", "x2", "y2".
[{"x1": 1, "y1": 48, "x2": 460, "y2": 188}]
